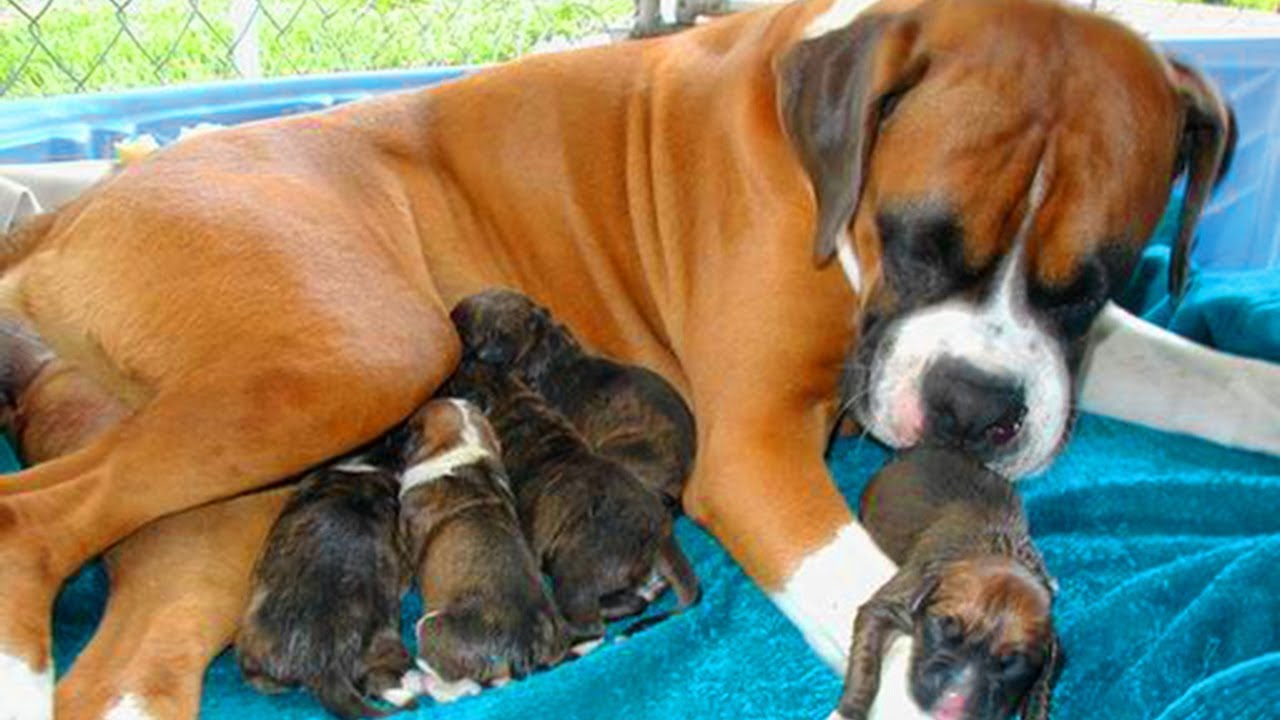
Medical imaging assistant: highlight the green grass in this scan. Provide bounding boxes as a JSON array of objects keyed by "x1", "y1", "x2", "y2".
[
  {"x1": 0, "y1": 0, "x2": 632, "y2": 98},
  {"x1": 1, "y1": 0, "x2": 1275, "y2": 99}
]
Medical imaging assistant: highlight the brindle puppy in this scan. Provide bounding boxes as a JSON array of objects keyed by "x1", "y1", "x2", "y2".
[
  {"x1": 392, "y1": 399, "x2": 568, "y2": 687},
  {"x1": 836, "y1": 447, "x2": 1061, "y2": 720},
  {"x1": 441, "y1": 360, "x2": 672, "y2": 640},
  {"x1": 237, "y1": 462, "x2": 413, "y2": 719},
  {"x1": 450, "y1": 289, "x2": 700, "y2": 620}
]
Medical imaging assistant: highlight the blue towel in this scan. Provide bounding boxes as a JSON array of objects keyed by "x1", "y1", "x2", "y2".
[
  {"x1": 1120, "y1": 204, "x2": 1280, "y2": 365},
  {"x1": 34, "y1": 412, "x2": 1280, "y2": 719}
]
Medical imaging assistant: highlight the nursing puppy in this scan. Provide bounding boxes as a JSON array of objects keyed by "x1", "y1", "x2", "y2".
[
  {"x1": 451, "y1": 289, "x2": 700, "y2": 619},
  {"x1": 236, "y1": 462, "x2": 413, "y2": 719},
  {"x1": 836, "y1": 447, "x2": 1060, "y2": 720},
  {"x1": 441, "y1": 361, "x2": 672, "y2": 639},
  {"x1": 392, "y1": 399, "x2": 568, "y2": 687}
]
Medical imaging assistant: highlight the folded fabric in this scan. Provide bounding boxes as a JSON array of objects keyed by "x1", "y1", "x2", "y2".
[
  {"x1": 1120, "y1": 201, "x2": 1280, "y2": 365},
  {"x1": 29, "y1": 413, "x2": 1279, "y2": 719}
]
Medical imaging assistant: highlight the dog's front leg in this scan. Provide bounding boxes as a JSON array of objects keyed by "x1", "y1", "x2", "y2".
[{"x1": 683, "y1": 402, "x2": 927, "y2": 720}]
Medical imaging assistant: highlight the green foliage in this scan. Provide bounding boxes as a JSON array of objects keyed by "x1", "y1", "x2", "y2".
[{"x1": 0, "y1": 0, "x2": 632, "y2": 97}]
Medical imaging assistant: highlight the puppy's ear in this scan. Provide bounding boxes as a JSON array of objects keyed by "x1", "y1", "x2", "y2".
[
  {"x1": 908, "y1": 572, "x2": 941, "y2": 617},
  {"x1": 1020, "y1": 629, "x2": 1063, "y2": 720},
  {"x1": 776, "y1": 10, "x2": 930, "y2": 267},
  {"x1": 1165, "y1": 58, "x2": 1235, "y2": 299}
]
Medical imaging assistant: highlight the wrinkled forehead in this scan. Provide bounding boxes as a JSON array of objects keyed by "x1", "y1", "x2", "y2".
[
  {"x1": 932, "y1": 559, "x2": 1052, "y2": 647},
  {"x1": 862, "y1": 0, "x2": 1181, "y2": 287}
]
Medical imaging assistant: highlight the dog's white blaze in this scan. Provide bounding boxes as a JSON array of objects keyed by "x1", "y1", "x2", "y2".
[
  {"x1": 398, "y1": 405, "x2": 495, "y2": 500},
  {"x1": 860, "y1": 161, "x2": 1068, "y2": 478},
  {"x1": 0, "y1": 652, "x2": 52, "y2": 720},
  {"x1": 769, "y1": 523, "x2": 898, "y2": 670},
  {"x1": 804, "y1": 0, "x2": 878, "y2": 38},
  {"x1": 103, "y1": 694, "x2": 154, "y2": 720}
]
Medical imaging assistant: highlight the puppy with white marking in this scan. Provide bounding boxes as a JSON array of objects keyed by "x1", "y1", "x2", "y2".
[
  {"x1": 450, "y1": 289, "x2": 700, "y2": 622},
  {"x1": 391, "y1": 399, "x2": 568, "y2": 689},
  {"x1": 236, "y1": 461, "x2": 413, "y2": 719},
  {"x1": 835, "y1": 447, "x2": 1060, "y2": 720},
  {"x1": 441, "y1": 360, "x2": 676, "y2": 640}
]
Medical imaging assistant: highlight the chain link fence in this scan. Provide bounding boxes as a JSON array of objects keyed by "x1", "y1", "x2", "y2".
[
  {"x1": 0, "y1": 0, "x2": 635, "y2": 98},
  {"x1": 2, "y1": 0, "x2": 1277, "y2": 99}
]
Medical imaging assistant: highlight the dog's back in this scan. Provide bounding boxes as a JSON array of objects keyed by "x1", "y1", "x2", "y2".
[
  {"x1": 859, "y1": 446, "x2": 1023, "y2": 565},
  {"x1": 237, "y1": 465, "x2": 409, "y2": 719}
]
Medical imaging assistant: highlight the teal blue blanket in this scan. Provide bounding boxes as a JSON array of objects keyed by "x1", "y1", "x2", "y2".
[{"x1": 32, "y1": 412, "x2": 1280, "y2": 719}]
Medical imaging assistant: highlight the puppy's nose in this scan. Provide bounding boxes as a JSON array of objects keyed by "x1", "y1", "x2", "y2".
[{"x1": 922, "y1": 358, "x2": 1026, "y2": 452}]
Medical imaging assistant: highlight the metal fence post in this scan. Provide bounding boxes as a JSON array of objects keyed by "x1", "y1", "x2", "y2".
[{"x1": 230, "y1": 0, "x2": 262, "y2": 79}]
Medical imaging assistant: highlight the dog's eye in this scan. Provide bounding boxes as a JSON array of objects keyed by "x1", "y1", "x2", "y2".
[
  {"x1": 1029, "y1": 255, "x2": 1112, "y2": 338},
  {"x1": 877, "y1": 208, "x2": 968, "y2": 303},
  {"x1": 998, "y1": 652, "x2": 1033, "y2": 680},
  {"x1": 926, "y1": 615, "x2": 965, "y2": 647}
]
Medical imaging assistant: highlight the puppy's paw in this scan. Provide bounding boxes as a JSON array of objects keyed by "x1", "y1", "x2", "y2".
[
  {"x1": 413, "y1": 659, "x2": 482, "y2": 704},
  {"x1": 416, "y1": 599, "x2": 568, "y2": 683}
]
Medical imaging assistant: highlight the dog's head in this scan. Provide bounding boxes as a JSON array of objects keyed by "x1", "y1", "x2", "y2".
[
  {"x1": 450, "y1": 289, "x2": 563, "y2": 370},
  {"x1": 778, "y1": 0, "x2": 1235, "y2": 477},
  {"x1": 908, "y1": 557, "x2": 1061, "y2": 720}
]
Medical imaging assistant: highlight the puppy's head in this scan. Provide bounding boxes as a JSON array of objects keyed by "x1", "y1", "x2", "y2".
[
  {"x1": 780, "y1": 0, "x2": 1235, "y2": 477},
  {"x1": 450, "y1": 289, "x2": 559, "y2": 368},
  {"x1": 399, "y1": 398, "x2": 501, "y2": 471},
  {"x1": 908, "y1": 557, "x2": 1061, "y2": 720}
]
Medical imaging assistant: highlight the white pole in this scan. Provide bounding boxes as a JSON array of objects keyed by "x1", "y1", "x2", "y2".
[{"x1": 230, "y1": 0, "x2": 262, "y2": 79}]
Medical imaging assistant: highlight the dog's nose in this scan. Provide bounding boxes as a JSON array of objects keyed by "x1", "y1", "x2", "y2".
[{"x1": 922, "y1": 358, "x2": 1026, "y2": 452}]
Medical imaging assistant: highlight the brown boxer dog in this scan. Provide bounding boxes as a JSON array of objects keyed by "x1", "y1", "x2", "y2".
[
  {"x1": 0, "y1": 1, "x2": 1232, "y2": 717},
  {"x1": 0, "y1": 323, "x2": 292, "y2": 720}
]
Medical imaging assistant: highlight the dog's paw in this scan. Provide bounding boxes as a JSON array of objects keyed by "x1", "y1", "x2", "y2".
[{"x1": 0, "y1": 651, "x2": 52, "y2": 720}]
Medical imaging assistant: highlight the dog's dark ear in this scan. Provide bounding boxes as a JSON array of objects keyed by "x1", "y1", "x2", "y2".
[
  {"x1": 776, "y1": 12, "x2": 929, "y2": 267},
  {"x1": 1020, "y1": 629, "x2": 1063, "y2": 720},
  {"x1": 1166, "y1": 58, "x2": 1235, "y2": 299}
]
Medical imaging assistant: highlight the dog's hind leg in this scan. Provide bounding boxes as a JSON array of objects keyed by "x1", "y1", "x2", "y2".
[
  {"x1": 0, "y1": 306, "x2": 459, "y2": 720},
  {"x1": 55, "y1": 488, "x2": 291, "y2": 720}
]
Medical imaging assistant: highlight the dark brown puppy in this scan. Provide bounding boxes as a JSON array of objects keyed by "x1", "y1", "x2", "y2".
[
  {"x1": 392, "y1": 398, "x2": 568, "y2": 688},
  {"x1": 837, "y1": 447, "x2": 1060, "y2": 720},
  {"x1": 450, "y1": 289, "x2": 700, "y2": 621},
  {"x1": 237, "y1": 461, "x2": 413, "y2": 719},
  {"x1": 441, "y1": 360, "x2": 671, "y2": 640}
]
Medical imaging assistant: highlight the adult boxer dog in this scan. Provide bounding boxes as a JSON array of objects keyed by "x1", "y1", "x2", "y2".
[{"x1": 0, "y1": 0, "x2": 1234, "y2": 718}]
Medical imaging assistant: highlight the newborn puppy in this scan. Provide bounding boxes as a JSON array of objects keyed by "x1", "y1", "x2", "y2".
[
  {"x1": 441, "y1": 361, "x2": 671, "y2": 639},
  {"x1": 237, "y1": 461, "x2": 413, "y2": 719},
  {"x1": 392, "y1": 399, "x2": 568, "y2": 689},
  {"x1": 837, "y1": 447, "x2": 1061, "y2": 720},
  {"x1": 450, "y1": 289, "x2": 700, "y2": 620}
]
